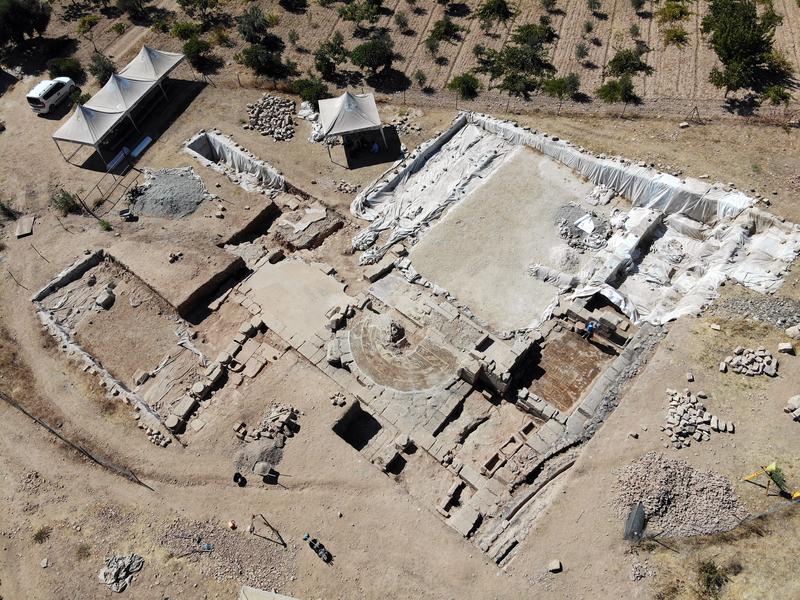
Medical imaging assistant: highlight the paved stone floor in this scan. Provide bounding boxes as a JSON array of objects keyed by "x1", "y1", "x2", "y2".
[{"x1": 349, "y1": 313, "x2": 459, "y2": 392}]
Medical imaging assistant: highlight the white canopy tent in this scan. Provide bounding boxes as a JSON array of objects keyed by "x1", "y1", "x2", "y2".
[
  {"x1": 52, "y1": 105, "x2": 126, "y2": 163},
  {"x1": 52, "y1": 46, "x2": 185, "y2": 167},
  {"x1": 119, "y1": 45, "x2": 185, "y2": 82},
  {"x1": 85, "y1": 74, "x2": 160, "y2": 113},
  {"x1": 318, "y1": 92, "x2": 386, "y2": 162},
  {"x1": 318, "y1": 91, "x2": 382, "y2": 137}
]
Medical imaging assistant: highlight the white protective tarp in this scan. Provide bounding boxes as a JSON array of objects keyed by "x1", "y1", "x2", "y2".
[
  {"x1": 52, "y1": 104, "x2": 125, "y2": 146},
  {"x1": 351, "y1": 111, "x2": 800, "y2": 327},
  {"x1": 85, "y1": 74, "x2": 154, "y2": 113},
  {"x1": 318, "y1": 91, "x2": 381, "y2": 137},
  {"x1": 184, "y1": 131, "x2": 284, "y2": 191},
  {"x1": 118, "y1": 45, "x2": 185, "y2": 82},
  {"x1": 352, "y1": 116, "x2": 515, "y2": 263}
]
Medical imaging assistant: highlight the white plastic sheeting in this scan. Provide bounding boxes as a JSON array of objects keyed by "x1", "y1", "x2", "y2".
[
  {"x1": 467, "y1": 113, "x2": 754, "y2": 224},
  {"x1": 352, "y1": 111, "x2": 800, "y2": 327},
  {"x1": 352, "y1": 115, "x2": 514, "y2": 264},
  {"x1": 184, "y1": 131, "x2": 284, "y2": 192}
]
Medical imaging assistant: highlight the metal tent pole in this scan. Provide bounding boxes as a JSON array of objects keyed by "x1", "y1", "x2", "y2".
[{"x1": 54, "y1": 139, "x2": 67, "y2": 162}]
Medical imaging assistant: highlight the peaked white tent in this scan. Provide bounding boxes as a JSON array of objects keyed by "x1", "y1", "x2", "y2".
[
  {"x1": 85, "y1": 74, "x2": 157, "y2": 113},
  {"x1": 52, "y1": 105, "x2": 125, "y2": 152},
  {"x1": 52, "y1": 46, "x2": 186, "y2": 167},
  {"x1": 118, "y1": 45, "x2": 185, "y2": 82},
  {"x1": 318, "y1": 91, "x2": 382, "y2": 138}
]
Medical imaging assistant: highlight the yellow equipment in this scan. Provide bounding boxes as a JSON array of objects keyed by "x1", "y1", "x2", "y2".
[{"x1": 744, "y1": 463, "x2": 800, "y2": 500}]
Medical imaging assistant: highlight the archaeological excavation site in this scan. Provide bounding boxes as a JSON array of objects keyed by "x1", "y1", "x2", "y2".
[{"x1": 2, "y1": 18, "x2": 800, "y2": 599}]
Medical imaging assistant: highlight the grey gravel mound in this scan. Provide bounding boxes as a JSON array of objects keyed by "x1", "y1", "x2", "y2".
[
  {"x1": 131, "y1": 167, "x2": 207, "y2": 218},
  {"x1": 614, "y1": 451, "x2": 748, "y2": 538},
  {"x1": 712, "y1": 295, "x2": 800, "y2": 329}
]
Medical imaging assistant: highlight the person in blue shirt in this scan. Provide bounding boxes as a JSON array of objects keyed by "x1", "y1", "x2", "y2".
[{"x1": 581, "y1": 320, "x2": 599, "y2": 340}]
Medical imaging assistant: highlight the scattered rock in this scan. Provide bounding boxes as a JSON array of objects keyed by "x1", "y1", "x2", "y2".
[{"x1": 547, "y1": 559, "x2": 563, "y2": 573}]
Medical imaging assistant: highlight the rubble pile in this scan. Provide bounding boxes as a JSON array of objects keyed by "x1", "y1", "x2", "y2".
[
  {"x1": 662, "y1": 389, "x2": 733, "y2": 449},
  {"x1": 234, "y1": 403, "x2": 300, "y2": 445},
  {"x1": 720, "y1": 346, "x2": 778, "y2": 377},
  {"x1": 161, "y1": 519, "x2": 296, "y2": 590},
  {"x1": 244, "y1": 94, "x2": 295, "y2": 141},
  {"x1": 98, "y1": 554, "x2": 145, "y2": 593},
  {"x1": 614, "y1": 451, "x2": 749, "y2": 537},
  {"x1": 784, "y1": 395, "x2": 800, "y2": 422},
  {"x1": 390, "y1": 114, "x2": 422, "y2": 135},
  {"x1": 336, "y1": 180, "x2": 360, "y2": 194},
  {"x1": 554, "y1": 204, "x2": 609, "y2": 251}
]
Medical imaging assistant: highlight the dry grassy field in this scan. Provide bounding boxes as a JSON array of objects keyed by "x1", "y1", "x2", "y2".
[{"x1": 34, "y1": 0, "x2": 800, "y2": 118}]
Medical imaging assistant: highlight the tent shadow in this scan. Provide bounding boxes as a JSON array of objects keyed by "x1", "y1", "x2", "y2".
[{"x1": 341, "y1": 126, "x2": 402, "y2": 169}]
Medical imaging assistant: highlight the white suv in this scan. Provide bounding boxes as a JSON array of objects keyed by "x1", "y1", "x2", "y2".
[{"x1": 27, "y1": 77, "x2": 77, "y2": 114}]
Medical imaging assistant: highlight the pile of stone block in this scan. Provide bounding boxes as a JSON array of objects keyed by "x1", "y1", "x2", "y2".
[
  {"x1": 235, "y1": 403, "x2": 300, "y2": 444},
  {"x1": 720, "y1": 346, "x2": 778, "y2": 376},
  {"x1": 784, "y1": 395, "x2": 800, "y2": 422},
  {"x1": 136, "y1": 415, "x2": 171, "y2": 447},
  {"x1": 662, "y1": 389, "x2": 733, "y2": 449},
  {"x1": 243, "y1": 94, "x2": 295, "y2": 141}
]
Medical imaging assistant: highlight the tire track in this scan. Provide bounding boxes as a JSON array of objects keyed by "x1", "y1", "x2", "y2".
[
  {"x1": 598, "y1": 0, "x2": 619, "y2": 80},
  {"x1": 691, "y1": 0, "x2": 700, "y2": 98},
  {"x1": 400, "y1": 2, "x2": 439, "y2": 75},
  {"x1": 777, "y1": 0, "x2": 800, "y2": 73}
]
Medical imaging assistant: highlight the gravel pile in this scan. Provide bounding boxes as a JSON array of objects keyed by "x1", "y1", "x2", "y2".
[
  {"x1": 244, "y1": 94, "x2": 295, "y2": 141},
  {"x1": 161, "y1": 518, "x2": 297, "y2": 590},
  {"x1": 712, "y1": 295, "x2": 800, "y2": 329},
  {"x1": 614, "y1": 452, "x2": 748, "y2": 537},
  {"x1": 662, "y1": 389, "x2": 733, "y2": 450},
  {"x1": 130, "y1": 167, "x2": 207, "y2": 218},
  {"x1": 721, "y1": 346, "x2": 778, "y2": 377}
]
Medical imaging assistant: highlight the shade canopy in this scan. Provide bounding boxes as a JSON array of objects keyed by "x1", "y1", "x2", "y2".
[
  {"x1": 118, "y1": 46, "x2": 185, "y2": 82},
  {"x1": 52, "y1": 104, "x2": 125, "y2": 145},
  {"x1": 318, "y1": 92, "x2": 381, "y2": 137},
  {"x1": 84, "y1": 74, "x2": 154, "y2": 113},
  {"x1": 52, "y1": 46, "x2": 185, "y2": 160}
]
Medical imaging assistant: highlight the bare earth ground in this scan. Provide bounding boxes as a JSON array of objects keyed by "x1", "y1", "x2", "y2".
[
  {"x1": 411, "y1": 144, "x2": 598, "y2": 331},
  {"x1": 1, "y1": 46, "x2": 800, "y2": 598}
]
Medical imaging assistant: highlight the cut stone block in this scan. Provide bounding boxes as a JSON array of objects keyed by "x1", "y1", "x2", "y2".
[{"x1": 172, "y1": 395, "x2": 198, "y2": 420}]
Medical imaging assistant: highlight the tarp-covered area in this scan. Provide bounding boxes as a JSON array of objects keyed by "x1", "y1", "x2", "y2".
[
  {"x1": 52, "y1": 46, "x2": 185, "y2": 159},
  {"x1": 184, "y1": 130, "x2": 284, "y2": 191},
  {"x1": 318, "y1": 91, "x2": 381, "y2": 137},
  {"x1": 352, "y1": 115, "x2": 514, "y2": 264},
  {"x1": 349, "y1": 111, "x2": 800, "y2": 328}
]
